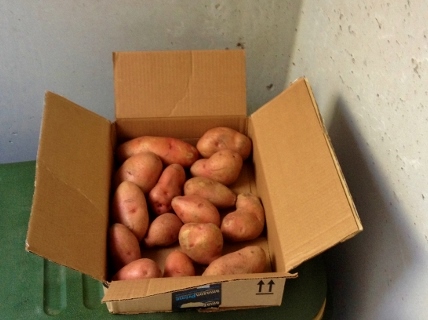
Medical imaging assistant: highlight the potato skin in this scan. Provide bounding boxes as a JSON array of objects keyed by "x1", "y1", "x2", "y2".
[
  {"x1": 171, "y1": 195, "x2": 221, "y2": 227},
  {"x1": 196, "y1": 127, "x2": 252, "y2": 160},
  {"x1": 190, "y1": 149, "x2": 243, "y2": 186},
  {"x1": 111, "y1": 181, "x2": 149, "y2": 241},
  {"x1": 184, "y1": 177, "x2": 236, "y2": 209},
  {"x1": 108, "y1": 223, "x2": 142, "y2": 272},
  {"x1": 143, "y1": 213, "x2": 183, "y2": 248},
  {"x1": 179, "y1": 223, "x2": 223, "y2": 265},
  {"x1": 202, "y1": 246, "x2": 266, "y2": 276},
  {"x1": 148, "y1": 164, "x2": 186, "y2": 215},
  {"x1": 221, "y1": 193, "x2": 265, "y2": 242},
  {"x1": 114, "y1": 151, "x2": 163, "y2": 193},
  {"x1": 116, "y1": 136, "x2": 199, "y2": 167},
  {"x1": 163, "y1": 250, "x2": 196, "y2": 277},
  {"x1": 112, "y1": 258, "x2": 162, "y2": 280}
]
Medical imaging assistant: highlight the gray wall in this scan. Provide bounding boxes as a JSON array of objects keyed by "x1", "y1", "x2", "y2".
[
  {"x1": 0, "y1": 0, "x2": 300, "y2": 163},
  {"x1": 287, "y1": 1, "x2": 428, "y2": 319},
  {"x1": 2, "y1": 1, "x2": 428, "y2": 319}
]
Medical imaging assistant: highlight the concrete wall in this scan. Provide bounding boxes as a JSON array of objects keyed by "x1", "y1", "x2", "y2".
[
  {"x1": 287, "y1": 1, "x2": 428, "y2": 319},
  {"x1": 2, "y1": 1, "x2": 427, "y2": 319},
  {"x1": 0, "y1": 0, "x2": 300, "y2": 163}
]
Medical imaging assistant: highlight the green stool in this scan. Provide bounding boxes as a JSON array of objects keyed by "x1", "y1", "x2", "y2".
[{"x1": 0, "y1": 161, "x2": 327, "y2": 319}]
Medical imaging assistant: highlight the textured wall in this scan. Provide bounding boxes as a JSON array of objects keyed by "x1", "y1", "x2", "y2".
[
  {"x1": 3, "y1": 1, "x2": 427, "y2": 319},
  {"x1": 0, "y1": 0, "x2": 301, "y2": 163},
  {"x1": 287, "y1": 1, "x2": 428, "y2": 319}
]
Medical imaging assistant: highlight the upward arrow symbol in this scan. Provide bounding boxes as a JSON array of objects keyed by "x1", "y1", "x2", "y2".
[
  {"x1": 257, "y1": 280, "x2": 265, "y2": 292},
  {"x1": 267, "y1": 280, "x2": 275, "y2": 292}
]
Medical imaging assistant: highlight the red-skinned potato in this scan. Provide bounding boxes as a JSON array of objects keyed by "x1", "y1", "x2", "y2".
[
  {"x1": 116, "y1": 136, "x2": 199, "y2": 167},
  {"x1": 171, "y1": 195, "x2": 221, "y2": 227},
  {"x1": 190, "y1": 149, "x2": 243, "y2": 186},
  {"x1": 148, "y1": 164, "x2": 186, "y2": 215},
  {"x1": 112, "y1": 258, "x2": 162, "y2": 280},
  {"x1": 163, "y1": 250, "x2": 196, "y2": 277},
  {"x1": 114, "y1": 151, "x2": 163, "y2": 193},
  {"x1": 184, "y1": 177, "x2": 236, "y2": 209},
  {"x1": 143, "y1": 213, "x2": 183, "y2": 248},
  {"x1": 108, "y1": 223, "x2": 142, "y2": 272},
  {"x1": 196, "y1": 127, "x2": 252, "y2": 160},
  {"x1": 221, "y1": 193, "x2": 265, "y2": 242},
  {"x1": 111, "y1": 181, "x2": 149, "y2": 241},
  {"x1": 202, "y1": 245, "x2": 266, "y2": 276},
  {"x1": 178, "y1": 223, "x2": 223, "y2": 265}
]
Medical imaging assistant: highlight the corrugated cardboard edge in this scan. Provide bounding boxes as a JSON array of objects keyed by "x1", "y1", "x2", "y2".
[
  {"x1": 301, "y1": 77, "x2": 363, "y2": 237},
  {"x1": 249, "y1": 77, "x2": 363, "y2": 274},
  {"x1": 25, "y1": 91, "x2": 113, "y2": 282},
  {"x1": 102, "y1": 272, "x2": 296, "y2": 303},
  {"x1": 103, "y1": 273, "x2": 296, "y2": 314}
]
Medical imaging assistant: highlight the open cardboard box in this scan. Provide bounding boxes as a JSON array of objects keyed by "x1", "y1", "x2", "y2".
[{"x1": 25, "y1": 50, "x2": 362, "y2": 314}]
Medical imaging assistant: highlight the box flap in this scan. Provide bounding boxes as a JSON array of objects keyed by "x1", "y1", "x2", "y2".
[
  {"x1": 26, "y1": 92, "x2": 113, "y2": 281},
  {"x1": 113, "y1": 50, "x2": 246, "y2": 119},
  {"x1": 250, "y1": 78, "x2": 362, "y2": 272}
]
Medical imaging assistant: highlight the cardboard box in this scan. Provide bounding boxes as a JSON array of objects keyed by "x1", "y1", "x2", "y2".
[{"x1": 25, "y1": 50, "x2": 362, "y2": 314}]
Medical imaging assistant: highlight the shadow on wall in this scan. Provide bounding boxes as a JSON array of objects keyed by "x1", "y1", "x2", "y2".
[{"x1": 323, "y1": 96, "x2": 418, "y2": 319}]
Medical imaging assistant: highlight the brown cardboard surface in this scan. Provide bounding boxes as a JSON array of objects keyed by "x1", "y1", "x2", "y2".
[
  {"x1": 249, "y1": 78, "x2": 362, "y2": 272},
  {"x1": 114, "y1": 50, "x2": 246, "y2": 119},
  {"x1": 26, "y1": 92, "x2": 112, "y2": 281},
  {"x1": 25, "y1": 50, "x2": 362, "y2": 313}
]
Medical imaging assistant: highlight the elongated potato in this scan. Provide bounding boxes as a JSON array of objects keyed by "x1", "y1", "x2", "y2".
[
  {"x1": 108, "y1": 223, "x2": 142, "y2": 272},
  {"x1": 148, "y1": 164, "x2": 186, "y2": 215},
  {"x1": 184, "y1": 177, "x2": 236, "y2": 209},
  {"x1": 179, "y1": 223, "x2": 223, "y2": 265},
  {"x1": 111, "y1": 181, "x2": 149, "y2": 241},
  {"x1": 116, "y1": 136, "x2": 199, "y2": 167},
  {"x1": 114, "y1": 151, "x2": 163, "y2": 193},
  {"x1": 190, "y1": 149, "x2": 243, "y2": 186},
  {"x1": 143, "y1": 213, "x2": 183, "y2": 248},
  {"x1": 171, "y1": 195, "x2": 221, "y2": 227},
  {"x1": 163, "y1": 250, "x2": 196, "y2": 277},
  {"x1": 112, "y1": 258, "x2": 162, "y2": 280},
  {"x1": 202, "y1": 245, "x2": 266, "y2": 276},
  {"x1": 221, "y1": 193, "x2": 265, "y2": 242},
  {"x1": 197, "y1": 127, "x2": 252, "y2": 160}
]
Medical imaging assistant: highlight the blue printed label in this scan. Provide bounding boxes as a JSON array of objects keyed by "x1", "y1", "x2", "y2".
[{"x1": 172, "y1": 283, "x2": 221, "y2": 310}]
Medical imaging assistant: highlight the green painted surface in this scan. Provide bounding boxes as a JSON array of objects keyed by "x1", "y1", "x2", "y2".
[{"x1": 0, "y1": 161, "x2": 326, "y2": 319}]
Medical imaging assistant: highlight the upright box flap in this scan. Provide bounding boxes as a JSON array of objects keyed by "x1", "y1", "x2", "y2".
[
  {"x1": 250, "y1": 78, "x2": 362, "y2": 272},
  {"x1": 26, "y1": 92, "x2": 113, "y2": 281},
  {"x1": 113, "y1": 50, "x2": 246, "y2": 119}
]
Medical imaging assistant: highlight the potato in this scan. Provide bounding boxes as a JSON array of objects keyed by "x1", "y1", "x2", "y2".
[
  {"x1": 171, "y1": 195, "x2": 220, "y2": 227},
  {"x1": 190, "y1": 149, "x2": 243, "y2": 186},
  {"x1": 108, "y1": 223, "x2": 142, "y2": 272},
  {"x1": 179, "y1": 223, "x2": 223, "y2": 265},
  {"x1": 221, "y1": 193, "x2": 265, "y2": 242},
  {"x1": 114, "y1": 151, "x2": 163, "y2": 193},
  {"x1": 112, "y1": 258, "x2": 162, "y2": 280},
  {"x1": 111, "y1": 181, "x2": 149, "y2": 241},
  {"x1": 148, "y1": 164, "x2": 186, "y2": 215},
  {"x1": 163, "y1": 250, "x2": 196, "y2": 277},
  {"x1": 202, "y1": 245, "x2": 266, "y2": 276},
  {"x1": 184, "y1": 177, "x2": 236, "y2": 209},
  {"x1": 197, "y1": 127, "x2": 252, "y2": 160},
  {"x1": 143, "y1": 213, "x2": 183, "y2": 248},
  {"x1": 116, "y1": 136, "x2": 199, "y2": 167}
]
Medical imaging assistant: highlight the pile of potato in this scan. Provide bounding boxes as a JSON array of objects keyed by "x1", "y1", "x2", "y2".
[{"x1": 108, "y1": 127, "x2": 267, "y2": 281}]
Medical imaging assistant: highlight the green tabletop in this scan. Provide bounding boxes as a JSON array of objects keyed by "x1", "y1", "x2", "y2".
[{"x1": 0, "y1": 161, "x2": 327, "y2": 319}]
